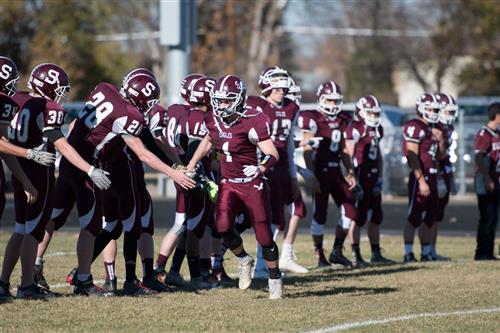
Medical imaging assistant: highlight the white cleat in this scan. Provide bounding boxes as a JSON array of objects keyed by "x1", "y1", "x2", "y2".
[
  {"x1": 239, "y1": 257, "x2": 254, "y2": 290},
  {"x1": 268, "y1": 278, "x2": 283, "y2": 300},
  {"x1": 279, "y1": 256, "x2": 309, "y2": 274}
]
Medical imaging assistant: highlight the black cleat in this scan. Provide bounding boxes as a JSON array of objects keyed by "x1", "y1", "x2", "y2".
[
  {"x1": 101, "y1": 277, "x2": 118, "y2": 293},
  {"x1": 66, "y1": 267, "x2": 78, "y2": 286},
  {"x1": 420, "y1": 253, "x2": 434, "y2": 262},
  {"x1": 34, "y1": 263, "x2": 50, "y2": 290},
  {"x1": 17, "y1": 284, "x2": 55, "y2": 300},
  {"x1": 74, "y1": 276, "x2": 114, "y2": 297},
  {"x1": 123, "y1": 279, "x2": 158, "y2": 297},
  {"x1": 315, "y1": 248, "x2": 331, "y2": 267},
  {"x1": 352, "y1": 253, "x2": 369, "y2": 268},
  {"x1": 403, "y1": 252, "x2": 417, "y2": 263},
  {"x1": 0, "y1": 280, "x2": 13, "y2": 302},
  {"x1": 371, "y1": 252, "x2": 396, "y2": 265},
  {"x1": 142, "y1": 276, "x2": 171, "y2": 293},
  {"x1": 329, "y1": 248, "x2": 353, "y2": 268}
]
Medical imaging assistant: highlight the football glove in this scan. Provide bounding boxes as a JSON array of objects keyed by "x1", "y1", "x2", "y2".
[
  {"x1": 243, "y1": 165, "x2": 261, "y2": 178},
  {"x1": 87, "y1": 166, "x2": 111, "y2": 190},
  {"x1": 26, "y1": 145, "x2": 56, "y2": 167}
]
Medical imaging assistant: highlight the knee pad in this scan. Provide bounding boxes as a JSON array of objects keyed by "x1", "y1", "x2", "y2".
[
  {"x1": 220, "y1": 229, "x2": 242, "y2": 250},
  {"x1": 170, "y1": 220, "x2": 186, "y2": 237},
  {"x1": 262, "y1": 241, "x2": 279, "y2": 262},
  {"x1": 310, "y1": 220, "x2": 324, "y2": 236}
]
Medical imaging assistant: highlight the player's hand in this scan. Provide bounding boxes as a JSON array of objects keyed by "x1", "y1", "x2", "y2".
[
  {"x1": 305, "y1": 137, "x2": 323, "y2": 149},
  {"x1": 290, "y1": 178, "x2": 301, "y2": 201},
  {"x1": 352, "y1": 183, "x2": 364, "y2": 201},
  {"x1": 23, "y1": 182, "x2": 38, "y2": 205},
  {"x1": 243, "y1": 164, "x2": 261, "y2": 178},
  {"x1": 26, "y1": 145, "x2": 56, "y2": 166},
  {"x1": 171, "y1": 169, "x2": 196, "y2": 190},
  {"x1": 173, "y1": 163, "x2": 196, "y2": 178},
  {"x1": 432, "y1": 128, "x2": 443, "y2": 141},
  {"x1": 486, "y1": 175, "x2": 495, "y2": 192},
  {"x1": 418, "y1": 178, "x2": 430, "y2": 197},
  {"x1": 88, "y1": 166, "x2": 112, "y2": 190},
  {"x1": 346, "y1": 172, "x2": 356, "y2": 191}
]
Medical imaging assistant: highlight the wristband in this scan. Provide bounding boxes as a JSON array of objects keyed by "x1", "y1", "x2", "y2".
[
  {"x1": 260, "y1": 154, "x2": 278, "y2": 170},
  {"x1": 87, "y1": 166, "x2": 95, "y2": 177}
]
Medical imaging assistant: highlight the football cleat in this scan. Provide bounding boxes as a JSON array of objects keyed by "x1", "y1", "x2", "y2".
[
  {"x1": 0, "y1": 280, "x2": 13, "y2": 302},
  {"x1": 33, "y1": 263, "x2": 50, "y2": 290},
  {"x1": 101, "y1": 277, "x2": 118, "y2": 293},
  {"x1": 211, "y1": 266, "x2": 234, "y2": 285},
  {"x1": 403, "y1": 252, "x2": 417, "y2": 263},
  {"x1": 189, "y1": 276, "x2": 220, "y2": 290},
  {"x1": 153, "y1": 267, "x2": 167, "y2": 284},
  {"x1": 420, "y1": 253, "x2": 434, "y2": 262},
  {"x1": 279, "y1": 255, "x2": 308, "y2": 274},
  {"x1": 329, "y1": 248, "x2": 353, "y2": 268},
  {"x1": 17, "y1": 283, "x2": 55, "y2": 300},
  {"x1": 164, "y1": 271, "x2": 190, "y2": 289},
  {"x1": 268, "y1": 278, "x2": 283, "y2": 300},
  {"x1": 352, "y1": 252, "x2": 369, "y2": 269},
  {"x1": 370, "y1": 252, "x2": 396, "y2": 265},
  {"x1": 238, "y1": 257, "x2": 254, "y2": 290},
  {"x1": 142, "y1": 276, "x2": 171, "y2": 293},
  {"x1": 74, "y1": 276, "x2": 114, "y2": 297},
  {"x1": 315, "y1": 248, "x2": 331, "y2": 267},
  {"x1": 66, "y1": 267, "x2": 78, "y2": 286},
  {"x1": 123, "y1": 279, "x2": 157, "y2": 297}
]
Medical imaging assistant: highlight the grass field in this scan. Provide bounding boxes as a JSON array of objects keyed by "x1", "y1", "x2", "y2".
[{"x1": 0, "y1": 231, "x2": 499, "y2": 333}]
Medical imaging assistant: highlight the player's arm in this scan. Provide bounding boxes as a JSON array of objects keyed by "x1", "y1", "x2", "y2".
[
  {"x1": 341, "y1": 140, "x2": 356, "y2": 190},
  {"x1": 406, "y1": 141, "x2": 430, "y2": 196},
  {"x1": 155, "y1": 136, "x2": 182, "y2": 164},
  {"x1": 139, "y1": 128, "x2": 173, "y2": 166},
  {"x1": 123, "y1": 134, "x2": 195, "y2": 189},
  {"x1": 256, "y1": 138, "x2": 279, "y2": 174},
  {"x1": 433, "y1": 128, "x2": 447, "y2": 160},
  {"x1": 187, "y1": 134, "x2": 213, "y2": 171}
]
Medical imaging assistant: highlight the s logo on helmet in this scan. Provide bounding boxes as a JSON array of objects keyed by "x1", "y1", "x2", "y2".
[
  {"x1": 141, "y1": 82, "x2": 156, "y2": 97},
  {"x1": 205, "y1": 79, "x2": 215, "y2": 91},
  {"x1": 234, "y1": 80, "x2": 242, "y2": 90},
  {"x1": 45, "y1": 69, "x2": 60, "y2": 85},
  {"x1": 0, "y1": 64, "x2": 12, "y2": 80}
]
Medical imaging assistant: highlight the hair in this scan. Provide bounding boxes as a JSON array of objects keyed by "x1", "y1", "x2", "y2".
[{"x1": 487, "y1": 102, "x2": 500, "y2": 121}]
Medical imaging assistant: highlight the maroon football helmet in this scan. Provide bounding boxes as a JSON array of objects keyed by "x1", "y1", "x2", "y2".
[
  {"x1": 210, "y1": 75, "x2": 247, "y2": 122},
  {"x1": 180, "y1": 73, "x2": 205, "y2": 103},
  {"x1": 435, "y1": 93, "x2": 458, "y2": 125},
  {"x1": 356, "y1": 95, "x2": 382, "y2": 127},
  {"x1": 28, "y1": 63, "x2": 70, "y2": 103},
  {"x1": 0, "y1": 56, "x2": 19, "y2": 96},
  {"x1": 121, "y1": 67, "x2": 156, "y2": 95},
  {"x1": 317, "y1": 81, "x2": 343, "y2": 116},
  {"x1": 122, "y1": 73, "x2": 160, "y2": 114},
  {"x1": 258, "y1": 66, "x2": 290, "y2": 96},
  {"x1": 189, "y1": 76, "x2": 215, "y2": 107},
  {"x1": 416, "y1": 93, "x2": 440, "y2": 124}
]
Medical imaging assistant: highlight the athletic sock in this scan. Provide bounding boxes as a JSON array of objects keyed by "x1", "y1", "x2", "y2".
[
  {"x1": 170, "y1": 248, "x2": 186, "y2": 273},
  {"x1": 104, "y1": 261, "x2": 116, "y2": 281},
  {"x1": 404, "y1": 242, "x2": 413, "y2": 255},
  {"x1": 142, "y1": 258, "x2": 153, "y2": 278},
  {"x1": 123, "y1": 232, "x2": 138, "y2": 282},
  {"x1": 155, "y1": 254, "x2": 168, "y2": 270},
  {"x1": 187, "y1": 256, "x2": 201, "y2": 279},
  {"x1": 35, "y1": 257, "x2": 44, "y2": 267},
  {"x1": 268, "y1": 267, "x2": 281, "y2": 280}
]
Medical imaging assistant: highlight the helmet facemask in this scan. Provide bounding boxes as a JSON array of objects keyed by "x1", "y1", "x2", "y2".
[
  {"x1": 418, "y1": 101, "x2": 440, "y2": 124},
  {"x1": 438, "y1": 103, "x2": 458, "y2": 125},
  {"x1": 319, "y1": 94, "x2": 343, "y2": 117},
  {"x1": 3, "y1": 75, "x2": 19, "y2": 97},
  {"x1": 360, "y1": 106, "x2": 381, "y2": 127}
]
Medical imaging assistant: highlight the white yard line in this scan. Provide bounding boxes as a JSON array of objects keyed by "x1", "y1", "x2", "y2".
[{"x1": 303, "y1": 307, "x2": 500, "y2": 333}]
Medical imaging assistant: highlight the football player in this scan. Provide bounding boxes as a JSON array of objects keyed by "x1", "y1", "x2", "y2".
[
  {"x1": 402, "y1": 93, "x2": 446, "y2": 262},
  {"x1": 0, "y1": 63, "x2": 111, "y2": 300},
  {"x1": 345, "y1": 95, "x2": 394, "y2": 266},
  {"x1": 297, "y1": 81, "x2": 356, "y2": 268},
  {"x1": 246, "y1": 66, "x2": 305, "y2": 277},
  {"x1": 432, "y1": 93, "x2": 458, "y2": 261},
  {"x1": 187, "y1": 75, "x2": 284, "y2": 299}
]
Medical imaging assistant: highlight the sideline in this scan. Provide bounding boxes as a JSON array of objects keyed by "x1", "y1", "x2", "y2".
[{"x1": 303, "y1": 307, "x2": 500, "y2": 333}]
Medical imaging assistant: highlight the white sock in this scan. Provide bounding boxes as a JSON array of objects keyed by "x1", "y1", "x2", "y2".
[
  {"x1": 237, "y1": 255, "x2": 252, "y2": 265},
  {"x1": 404, "y1": 243, "x2": 413, "y2": 255},
  {"x1": 421, "y1": 245, "x2": 431, "y2": 256},
  {"x1": 282, "y1": 243, "x2": 293, "y2": 257},
  {"x1": 77, "y1": 274, "x2": 91, "y2": 282},
  {"x1": 35, "y1": 257, "x2": 43, "y2": 266}
]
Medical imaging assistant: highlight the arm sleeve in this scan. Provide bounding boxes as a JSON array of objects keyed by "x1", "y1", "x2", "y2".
[{"x1": 43, "y1": 128, "x2": 65, "y2": 144}]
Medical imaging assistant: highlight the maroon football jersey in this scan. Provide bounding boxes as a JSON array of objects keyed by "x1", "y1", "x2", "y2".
[
  {"x1": 9, "y1": 91, "x2": 66, "y2": 152},
  {"x1": 247, "y1": 95, "x2": 298, "y2": 163},
  {"x1": 402, "y1": 118, "x2": 438, "y2": 173},
  {"x1": 0, "y1": 92, "x2": 19, "y2": 126},
  {"x1": 162, "y1": 103, "x2": 189, "y2": 156},
  {"x1": 297, "y1": 109, "x2": 351, "y2": 166},
  {"x1": 345, "y1": 120, "x2": 383, "y2": 169},
  {"x1": 437, "y1": 122, "x2": 454, "y2": 175},
  {"x1": 205, "y1": 109, "x2": 271, "y2": 180},
  {"x1": 80, "y1": 83, "x2": 144, "y2": 161},
  {"x1": 474, "y1": 126, "x2": 500, "y2": 181}
]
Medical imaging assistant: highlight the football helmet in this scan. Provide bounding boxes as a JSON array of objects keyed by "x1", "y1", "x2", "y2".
[
  {"x1": 180, "y1": 73, "x2": 205, "y2": 103},
  {"x1": 210, "y1": 75, "x2": 247, "y2": 121},
  {"x1": 0, "y1": 56, "x2": 19, "y2": 97},
  {"x1": 258, "y1": 66, "x2": 290, "y2": 96},
  {"x1": 122, "y1": 73, "x2": 160, "y2": 114},
  {"x1": 286, "y1": 76, "x2": 302, "y2": 104},
  {"x1": 28, "y1": 63, "x2": 70, "y2": 103},
  {"x1": 435, "y1": 93, "x2": 458, "y2": 125},
  {"x1": 356, "y1": 95, "x2": 382, "y2": 127},
  {"x1": 121, "y1": 67, "x2": 155, "y2": 96},
  {"x1": 416, "y1": 93, "x2": 440, "y2": 124},
  {"x1": 317, "y1": 81, "x2": 343, "y2": 117},
  {"x1": 189, "y1": 76, "x2": 215, "y2": 107}
]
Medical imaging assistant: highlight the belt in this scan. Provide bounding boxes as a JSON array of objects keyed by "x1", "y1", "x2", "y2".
[
  {"x1": 427, "y1": 168, "x2": 438, "y2": 174},
  {"x1": 227, "y1": 177, "x2": 255, "y2": 184}
]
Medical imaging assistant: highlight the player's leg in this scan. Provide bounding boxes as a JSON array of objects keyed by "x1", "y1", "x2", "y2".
[
  {"x1": 311, "y1": 185, "x2": 331, "y2": 267},
  {"x1": 419, "y1": 175, "x2": 438, "y2": 261},
  {"x1": 404, "y1": 173, "x2": 421, "y2": 263},
  {"x1": 280, "y1": 192, "x2": 308, "y2": 273}
]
